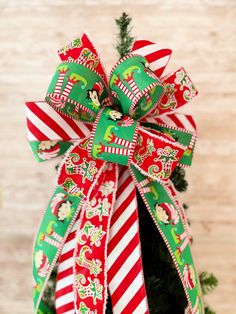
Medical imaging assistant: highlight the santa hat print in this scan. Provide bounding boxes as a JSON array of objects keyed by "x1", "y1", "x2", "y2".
[
  {"x1": 161, "y1": 203, "x2": 179, "y2": 225},
  {"x1": 37, "y1": 141, "x2": 60, "y2": 160},
  {"x1": 183, "y1": 264, "x2": 196, "y2": 290},
  {"x1": 117, "y1": 116, "x2": 134, "y2": 127},
  {"x1": 35, "y1": 250, "x2": 50, "y2": 278},
  {"x1": 51, "y1": 193, "x2": 67, "y2": 217},
  {"x1": 93, "y1": 81, "x2": 103, "y2": 97}
]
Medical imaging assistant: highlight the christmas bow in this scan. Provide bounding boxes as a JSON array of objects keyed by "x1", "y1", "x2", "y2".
[{"x1": 26, "y1": 33, "x2": 204, "y2": 314}]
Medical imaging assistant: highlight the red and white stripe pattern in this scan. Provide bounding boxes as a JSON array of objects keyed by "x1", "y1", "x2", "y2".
[
  {"x1": 107, "y1": 167, "x2": 149, "y2": 314},
  {"x1": 101, "y1": 96, "x2": 112, "y2": 107},
  {"x1": 189, "y1": 133, "x2": 196, "y2": 150},
  {"x1": 102, "y1": 145, "x2": 131, "y2": 156},
  {"x1": 124, "y1": 76, "x2": 142, "y2": 98},
  {"x1": 117, "y1": 116, "x2": 134, "y2": 127},
  {"x1": 77, "y1": 55, "x2": 88, "y2": 64},
  {"x1": 55, "y1": 215, "x2": 82, "y2": 314},
  {"x1": 50, "y1": 231, "x2": 63, "y2": 242},
  {"x1": 141, "y1": 113, "x2": 197, "y2": 134},
  {"x1": 47, "y1": 94, "x2": 67, "y2": 109},
  {"x1": 62, "y1": 80, "x2": 76, "y2": 98},
  {"x1": 46, "y1": 93, "x2": 95, "y2": 116},
  {"x1": 108, "y1": 134, "x2": 132, "y2": 148},
  {"x1": 132, "y1": 39, "x2": 172, "y2": 78},
  {"x1": 69, "y1": 99, "x2": 94, "y2": 114},
  {"x1": 145, "y1": 68, "x2": 158, "y2": 80},
  {"x1": 115, "y1": 79, "x2": 138, "y2": 102},
  {"x1": 55, "y1": 70, "x2": 67, "y2": 94},
  {"x1": 25, "y1": 101, "x2": 92, "y2": 142},
  {"x1": 113, "y1": 137, "x2": 131, "y2": 148},
  {"x1": 139, "y1": 178, "x2": 152, "y2": 194},
  {"x1": 43, "y1": 235, "x2": 60, "y2": 248}
]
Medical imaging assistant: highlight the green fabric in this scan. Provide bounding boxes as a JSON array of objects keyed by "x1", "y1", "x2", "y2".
[
  {"x1": 29, "y1": 141, "x2": 72, "y2": 162},
  {"x1": 46, "y1": 62, "x2": 108, "y2": 122},
  {"x1": 90, "y1": 107, "x2": 137, "y2": 165},
  {"x1": 130, "y1": 164, "x2": 204, "y2": 312},
  {"x1": 33, "y1": 185, "x2": 83, "y2": 311},
  {"x1": 109, "y1": 55, "x2": 164, "y2": 119},
  {"x1": 38, "y1": 300, "x2": 55, "y2": 314}
]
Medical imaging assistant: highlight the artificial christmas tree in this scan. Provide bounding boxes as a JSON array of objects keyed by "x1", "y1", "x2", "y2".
[{"x1": 26, "y1": 12, "x2": 217, "y2": 314}]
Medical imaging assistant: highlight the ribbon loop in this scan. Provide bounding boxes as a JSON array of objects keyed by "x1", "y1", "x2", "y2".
[
  {"x1": 46, "y1": 62, "x2": 109, "y2": 122},
  {"x1": 88, "y1": 107, "x2": 139, "y2": 165},
  {"x1": 131, "y1": 127, "x2": 186, "y2": 182},
  {"x1": 109, "y1": 54, "x2": 164, "y2": 119}
]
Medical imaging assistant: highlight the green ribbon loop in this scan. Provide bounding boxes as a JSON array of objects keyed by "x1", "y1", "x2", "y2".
[
  {"x1": 88, "y1": 107, "x2": 138, "y2": 165},
  {"x1": 109, "y1": 54, "x2": 164, "y2": 119},
  {"x1": 46, "y1": 62, "x2": 109, "y2": 122}
]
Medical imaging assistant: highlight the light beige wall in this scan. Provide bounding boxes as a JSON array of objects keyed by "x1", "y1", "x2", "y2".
[{"x1": 0, "y1": 1, "x2": 235, "y2": 313}]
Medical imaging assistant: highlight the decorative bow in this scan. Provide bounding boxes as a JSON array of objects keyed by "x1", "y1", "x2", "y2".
[{"x1": 26, "y1": 33, "x2": 204, "y2": 314}]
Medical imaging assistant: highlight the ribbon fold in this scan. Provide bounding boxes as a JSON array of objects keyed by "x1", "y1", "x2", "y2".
[{"x1": 26, "y1": 33, "x2": 204, "y2": 314}]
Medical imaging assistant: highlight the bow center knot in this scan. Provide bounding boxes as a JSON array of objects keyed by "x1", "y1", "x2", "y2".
[{"x1": 88, "y1": 107, "x2": 139, "y2": 166}]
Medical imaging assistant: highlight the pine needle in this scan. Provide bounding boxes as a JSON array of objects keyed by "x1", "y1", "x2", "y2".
[
  {"x1": 115, "y1": 12, "x2": 134, "y2": 58},
  {"x1": 199, "y1": 271, "x2": 218, "y2": 295}
]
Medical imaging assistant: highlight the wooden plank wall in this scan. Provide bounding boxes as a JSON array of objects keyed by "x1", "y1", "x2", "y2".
[{"x1": 0, "y1": 1, "x2": 235, "y2": 313}]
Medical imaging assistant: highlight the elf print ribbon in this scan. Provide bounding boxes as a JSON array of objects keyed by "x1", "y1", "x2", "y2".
[{"x1": 26, "y1": 33, "x2": 204, "y2": 314}]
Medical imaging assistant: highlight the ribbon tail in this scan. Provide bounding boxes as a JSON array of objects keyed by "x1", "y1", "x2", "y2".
[
  {"x1": 70, "y1": 162, "x2": 119, "y2": 313},
  {"x1": 129, "y1": 164, "x2": 204, "y2": 314},
  {"x1": 33, "y1": 184, "x2": 83, "y2": 313},
  {"x1": 55, "y1": 212, "x2": 82, "y2": 313},
  {"x1": 33, "y1": 141, "x2": 106, "y2": 313},
  {"x1": 107, "y1": 166, "x2": 149, "y2": 314}
]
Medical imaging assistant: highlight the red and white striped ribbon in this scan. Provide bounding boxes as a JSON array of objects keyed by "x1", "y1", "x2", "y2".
[
  {"x1": 55, "y1": 216, "x2": 81, "y2": 314},
  {"x1": 141, "y1": 113, "x2": 197, "y2": 134},
  {"x1": 107, "y1": 166, "x2": 149, "y2": 314},
  {"x1": 25, "y1": 101, "x2": 92, "y2": 142},
  {"x1": 132, "y1": 39, "x2": 172, "y2": 78}
]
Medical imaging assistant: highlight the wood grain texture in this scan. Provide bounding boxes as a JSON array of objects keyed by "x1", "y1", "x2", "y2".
[{"x1": 0, "y1": 1, "x2": 235, "y2": 313}]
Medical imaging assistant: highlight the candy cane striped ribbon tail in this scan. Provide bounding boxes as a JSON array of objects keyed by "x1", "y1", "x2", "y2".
[
  {"x1": 55, "y1": 216, "x2": 81, "y2": 314},
  {"x1": 107, "y1": 166, "x2": 149, "y2": 314}
]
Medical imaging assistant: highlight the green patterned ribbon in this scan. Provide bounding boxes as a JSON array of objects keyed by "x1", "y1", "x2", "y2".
[{"x1": 109, "y1": 54, "x2": 164, "y2": 118}]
